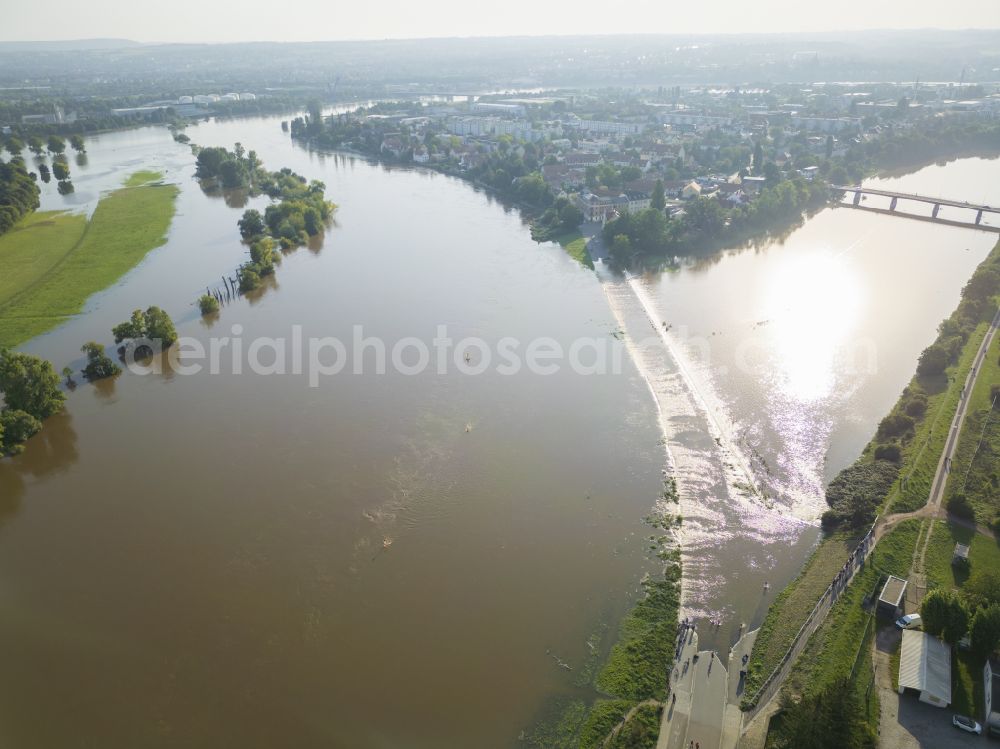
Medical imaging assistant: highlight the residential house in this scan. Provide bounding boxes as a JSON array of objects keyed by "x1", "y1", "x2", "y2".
[
  {"x1": 741, "y1": 176, "x2": 767, "y2": 195},
  {"x1": 681, "y1": 181, "x2": 702, "y2": 200}
]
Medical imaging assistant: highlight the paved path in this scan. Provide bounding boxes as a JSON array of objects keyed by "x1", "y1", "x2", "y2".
[
  {"x1": 658, "y1": 625, "x2": 700, "y2": 749},
  {"x1": 721, "y1": 629, "x2": 757, "y2": 749},
  {"x1": 583, "y1": 222, "x2": 608, "y2": 263},
  {"x1": 926, "y1": 306, "x2": 1000, "y2": 513},
  {"x1": 658, "y1": 626, "x2": 758, "y2": 749}
]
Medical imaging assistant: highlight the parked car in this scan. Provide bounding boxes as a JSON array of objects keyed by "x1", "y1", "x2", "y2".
[
  {"x1": 895, "y1": 613, "x2": 922, "y2": 630},
  {"x1": 952, "y1": 715, "x2": 982, "y2": 734}
]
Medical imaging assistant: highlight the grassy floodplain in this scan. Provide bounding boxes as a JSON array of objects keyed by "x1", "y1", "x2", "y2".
[
  {"x1": 552, "y1": 230, "x2": 594, "y2": 270},
  {"x1": 0, "y1": 211, "x2": 88, "y2": 308},
  {"x1": 123, "y1": 169, "x2": 165, "y2": 187},
  {"x1": 523, "y1": 537, "x2": 680, "y2": 749},
  {"x1": 0, "y1": 171, "x2": 178, "y2": 348}
]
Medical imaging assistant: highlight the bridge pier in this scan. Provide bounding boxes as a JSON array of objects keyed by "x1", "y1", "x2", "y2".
[
  {"x1": 932, "y1": 204, "x2": 940, "y2": 218},
  {"x1": 977, "y1": 209, "x2": 984, "y2": 225},
  {"x1": 890, "y1": 197, "x2": 898, "y2": 211}
]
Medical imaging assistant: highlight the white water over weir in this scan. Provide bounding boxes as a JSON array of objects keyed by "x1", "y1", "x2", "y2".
[
  {"x1": 622, "y1": 270, "x2": 759, "y2": 494},
  {"x1": 596, "y1": 263, "x2": 807, "y2": 654}
]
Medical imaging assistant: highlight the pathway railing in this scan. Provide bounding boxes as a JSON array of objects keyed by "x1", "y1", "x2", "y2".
[{"x1": 741, "y1": 517, "x2": 878, "y2": 719}]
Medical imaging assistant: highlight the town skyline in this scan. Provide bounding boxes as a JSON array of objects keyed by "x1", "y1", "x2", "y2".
[{"x1": 4, "y1": 0, "x2": 1000, "y2": 44}]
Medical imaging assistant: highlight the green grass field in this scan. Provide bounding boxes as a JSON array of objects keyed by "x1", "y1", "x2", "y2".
[
  {"x1": 552, "y1": 230, "x2": 594, "y2": 269},
  {"x1": 786, "y1": 519, "x2": 922, "y2": 695},
  {"x1": 943, "y1": 332, "x2": 1000, "y2": 527},
  {"x1": 124, "y1": 169, "x2": 164, "y2": 187},
  {"x1": 742, "y1": 529, "x2": 862, "y2": 702},
  {"x1": 801, "y1": 518, "x2": 918, "y2": 685},
  {"x1": 0, "y1": 211, "x2": 88, "y2": 308},
  {"x1": 0, "y1": 177, "x2": 179, "y2": 348}
]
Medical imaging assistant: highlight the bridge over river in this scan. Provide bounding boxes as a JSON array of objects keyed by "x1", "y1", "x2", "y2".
[{"x1": 833, "y1": 185, "x2": 1000, "y2": 232}]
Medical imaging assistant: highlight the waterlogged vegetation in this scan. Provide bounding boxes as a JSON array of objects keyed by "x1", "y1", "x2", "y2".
[
  {"x1": 523, "y1": 480, "x2": 680, "y2": 749},
  {"x1": 552, "y1": 230, "x2": 593, "y2": 269},
  {"x1": 191, "y1": 142, "x2": 336, "y2": 297},
  {"x1": 0, "y1": 157, "x2": 41, "y2": 234},
  {"x1": 124, "y1": 169, "x2": 164, "y2": 187},
  {"x1": 0, "y1": 348, "x2": 65, "y2": 456},
  {"x1": 112, "y1": 306, "x2": 178, "y2": 350},
  {"x1": 0, "y1": 173, "x2": 179, "y2": 348},
  {"x1": 79, "y1": 341, "x2": 121, "y2": 381}
]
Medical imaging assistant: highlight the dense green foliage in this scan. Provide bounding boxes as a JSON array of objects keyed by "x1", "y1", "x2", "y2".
[
  {"x1": 769, "y1": 678, "x2": 876, "y2": 749},
  {"x1": 195, "y1": 144, "x2": 260, "y2": 189},
  {"x1": 851, "y1": 120, "x2": 1000, "y2": 175},
  {"x1": 0, "y1": 158, "x2": 41, "y2": 235},
  {"x1": 822, "y1": 460, "x2": 899, "y2": 529},
  {"x1": 604, "y1": 177, "x2": 829, "y2": 262},
  {"x1": 51, "y1": 159, "x2": 70, "y2": 182},
  {"x1": 577, "y1": 700, "x2": 636, "y2": 749},
  {"x1": 964, "y1": 567, "x2": 1000, "y2": 612},
  {"x1": 112, "y1": 306, "x2": 178, "y2": 350},
  {"x1": 596, "y1": 560, "x2": 680, "y2": 702},
  {"x1": 970, "y1": 604, "x2": 1000, "y2": 659},
  {"x1": 198, "y1": 294, "x2": 220, "y2": 316},
  {"x1": 80, "y1": 342, "x2": 121, "y2": 381},
  {"x1": 605, "y1": 703, "x2": 661, "y2": 749},
  {"x1": 0, "y1": 408, "x2": 42, "y2": 457},
  {"x1": 920, "y1": 589, "x2": 969, "y2": 644},
  {"x1": 0, "y1": 348, "x2": 65, "y2": 456},
  {"x1": 532, "y1": 197, "x2": 585, "y2": 242}
]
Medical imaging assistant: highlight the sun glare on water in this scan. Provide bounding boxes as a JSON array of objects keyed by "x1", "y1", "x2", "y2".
[{"x1": 762, "y1": 246, "x2": 866, "y2": 404}]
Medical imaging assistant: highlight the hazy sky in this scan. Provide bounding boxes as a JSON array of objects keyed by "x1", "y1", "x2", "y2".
[{"x1": 5, "y1": 0, "x2": 1000, "y2": 43}]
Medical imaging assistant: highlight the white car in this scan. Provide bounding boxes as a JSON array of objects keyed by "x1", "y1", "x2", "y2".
[
  {"x1": 952, "y1": 715, "x2": 982, "y2": 734},
  {"x1": 895, "y1": 613, "x2": 922, "y2": 630}
]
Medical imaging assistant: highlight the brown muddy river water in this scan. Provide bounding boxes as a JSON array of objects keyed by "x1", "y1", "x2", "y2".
[{"x1": 1, "y1": 116, "x2": 997, "y2": 747}]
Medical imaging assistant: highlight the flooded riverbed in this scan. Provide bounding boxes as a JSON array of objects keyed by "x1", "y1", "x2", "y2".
[{"x1": 1, "y1": 117, "x2": 997, "y2": 745}]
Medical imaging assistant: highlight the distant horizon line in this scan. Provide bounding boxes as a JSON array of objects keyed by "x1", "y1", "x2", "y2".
[{"x1": 2, "y1": 27, "x2": 1000, "y2": 47}]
